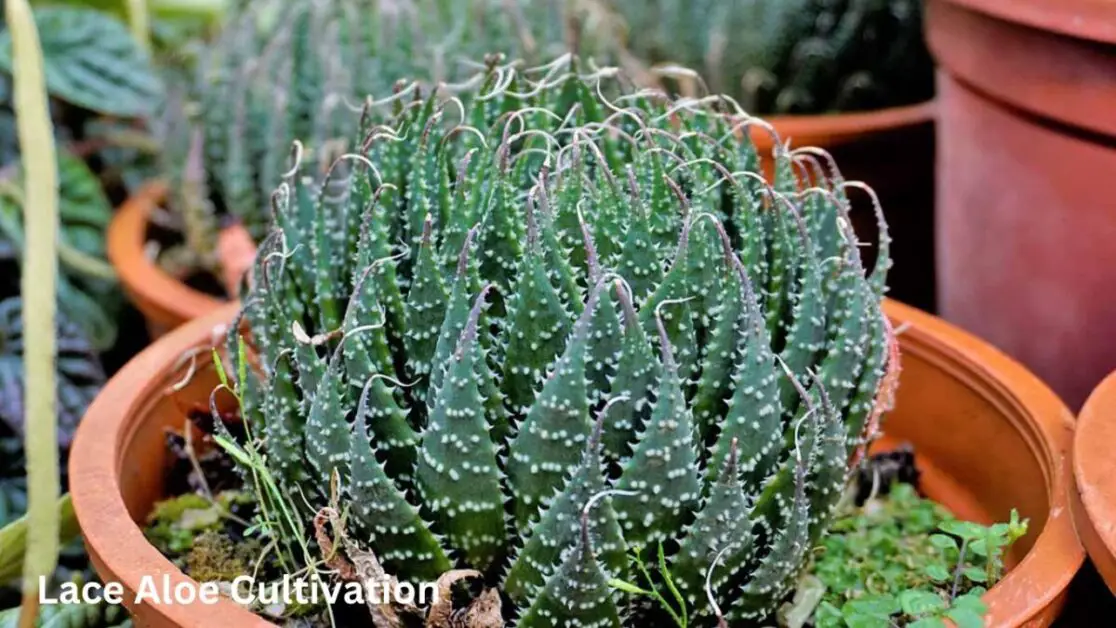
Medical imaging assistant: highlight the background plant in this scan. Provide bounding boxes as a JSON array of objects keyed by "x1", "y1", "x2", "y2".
[
  {"x1": 0, "y1": 2, "x2": 221, "y2": 625},
  {"x1": 212, "y1": 55, "x2": 898, "y2": 626},
  {"x1": 0, "y1": 2, "x2": 163, "y2": 350},
  {"x1": 605, "y1": 0, "x2": 934, "y2": 115},
  {"x1": 155, "y1": 0, "x2": 623, "y2": 289}
]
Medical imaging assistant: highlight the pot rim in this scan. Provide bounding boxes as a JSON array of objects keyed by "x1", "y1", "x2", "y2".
[
  {"x1": 70, "y1": 303, "x2": 265, "y2": 626},
  {"x1": 753, "y1": 100, "x2": 936, "y2": 152},
  {"x1": 1072, "y1": 370, "x2": 1116, "y2": 594},
  {"x1": 934, "y1": 0, "x2": 1116, "y2": 44},
  {"x1": 108, "y1": 182, "x2": 225, "y2": 331},
  {"x1": 884, "y1": 300, "x2": 1082, "y2": 626},
  {"x1": 71, "y1": 300, "x2": 1081, "y2": 626}
]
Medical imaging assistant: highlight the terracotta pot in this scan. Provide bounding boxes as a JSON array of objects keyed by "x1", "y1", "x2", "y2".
[
  {"x1": 70, "y1": 304, "x2": 264, "y2": 627},
  {"x1": 755, "y1": 102, "x2": 938, "y2": 312},
  {"x1": 1071, "y1": 370, "x2": 1116, "y2": 595},
  {"x1": 929, "y1": 0, "x2": 1116, "y2": 410},
  {"x1": 108, "y1": 182, "x2": 225, "y2": 339},
  {"x1": 70, "y1": 299, "x2": 1080, "y2": 626},
  {"x1": 880, "y1": 300, "x2": 1081, "y2": 626}
]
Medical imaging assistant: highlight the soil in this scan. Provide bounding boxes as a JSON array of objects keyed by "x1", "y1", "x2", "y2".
[{"x1": 142, "y1": 208, "x2": 227, "y2": 300}]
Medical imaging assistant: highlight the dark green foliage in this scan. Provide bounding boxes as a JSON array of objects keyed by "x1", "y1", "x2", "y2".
[
  {"x1": 159, "y1": 0, "x2": 621, "y2": 275},
  {"x1": 349, "y1": 385, "x2": 451, "y2": 581},
  {"x1": 0, "y1": 6, "x2": 161, "y2": 117},
  {"x1": 0, "y1": 153, "x2": 124, "y2": 351},
  {"x1": 415, "y1": 288, "x2": 506, "y2": 572},
  {"x1": 0, "y1": 298, "x2": 104, "y2": 448},
  {"x1": 613, "y1": 312, "x2": 702, "y2": 552},
  {"x1": 0, "y1": 8, "x2": 162, "y2": 359},
  {"x1": 230, "y1": 58, "x2": 892, "y2": 626},
  {"x1": 504, "y1": 400, "x2": 627, "y2": 604},
  {"x1": 517, "y1": 515, "x2": 622, "y2": 628},
  {"x1": 608, "y1": 0, "x2": 934, "y2": 115}
]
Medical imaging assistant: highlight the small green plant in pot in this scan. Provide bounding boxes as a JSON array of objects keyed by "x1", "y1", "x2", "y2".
[
  {"x1": 200, "y1": 53, "x2": 899, "y2": 626},
  {"x1": 786, "y1": 462, "x2": 1029, "y2": 628}
]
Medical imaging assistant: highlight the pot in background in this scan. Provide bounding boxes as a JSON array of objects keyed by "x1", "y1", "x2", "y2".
[
  {"x1": 929, "y1": 0, "x2": 1116, "y2": 409},
  {"x1": 108, "y1": 183, "x2": 225, "y2": 338}
]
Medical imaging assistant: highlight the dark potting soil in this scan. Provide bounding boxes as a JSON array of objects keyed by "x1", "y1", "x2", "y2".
[
  {"x1": 144, "y1": 212, "x2": 227, "y2": 300},
  {"x1": 162, "y1": 406, "x2": 246, "y2": 499}
]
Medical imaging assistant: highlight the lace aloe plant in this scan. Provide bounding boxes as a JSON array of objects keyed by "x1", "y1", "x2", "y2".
[
  {"x1": 608, "y1": 0, "x2": 933, "y2": 115},
  {"x1": 156, "y1": 0, "x2": 618, "y2": 281},
  {"x1": 223, "y1": 56, "x2": 895, "y2": 625}
]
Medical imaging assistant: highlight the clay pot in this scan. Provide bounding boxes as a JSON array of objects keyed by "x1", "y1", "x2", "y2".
[
  {"x1": 1071, "y1": 371, "x2": 1116, "y2": 595},
  {"x1": 70, "y1": 299, "x2": 1080, "y2": 626},
  {"x1": 108, "y1": 183, "x2": 225, "y2": 338},
  {"x1": 756, "y1": 103, "x2": 938, "y2": 312},
  {"x1": 881, "y1": 300, "x2": 1082, "y2": 625},
  {"x1": 70, "y1": 304, "x2": 264, "y2": 627},
  {"x1": 929, "y1": 0, "x2": 1116, "y2": 410}
]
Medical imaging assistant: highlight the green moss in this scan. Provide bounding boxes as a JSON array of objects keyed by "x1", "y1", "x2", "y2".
[
  {"x1": 144, "y1": 490, "x2": 251, "y2": 557},
  {"x1": 186, "y1": 531, "x2": 262, "y2": 583}
]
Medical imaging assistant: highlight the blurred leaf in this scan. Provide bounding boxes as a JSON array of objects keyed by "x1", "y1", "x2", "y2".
[
  {"x1": 30, "y1": 0, "x2": 226, "y2": 21},
  {"x1": 924, "y1": 564, "x2": 950, "y2": 582},
  {"x1": 80, "y1": 119, "x2": 161, "y2": 195},
  {"x1": 961, "y1": 566, "x2": 987, "y2": 583},
  {"x1": 946, "y1": 607, "x2": 984, "y2": 628},
  {"x1": 0, "y1": 153, "x2": 119, "y2": 349},
  {"x1": 843, "y1": 594, "x2": 899, "y2": 619},
  {"x1": 55, "y1": 152, "x2": 112, "y2": 232},
  {"x1": 0, "y1": 6, "x2": 163, "y2": 117},
  {"x1": 0, "y1": 494, "x2": 78, "y2": 584},
  {"x1": 950, "y1": 592, "x2": 987, "y2": 613},
  {"x1": 0, "y1": 478, "x2": 27, "y2": 532},
  {"x1": 0, "y1": 108, "x2": 13, "y2": 166},
  {"x1": 0, "y1": 595, "x2": 131, "y2": 627},
  {"x1": 938, "y1": 520, "x2": 988, "y2": 541},
  {"x1": 898, "y1": 590, "x2": 945, "y2": 617},
  {"x1": 0, "y1": 297, "x2": 106, "y2": 446}
]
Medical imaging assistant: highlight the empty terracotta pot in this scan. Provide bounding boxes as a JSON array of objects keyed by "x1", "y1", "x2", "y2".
[
  {"x1": 754, "y1": 103, "x2": 938, "y2": 312},
  {"x1": 108, "y1": 183, "x2": 225, "y2": 338},
  {"x1": 1072, "y1": 370, "x2": 1116, "y2": 595},
  {"x1": 70, "y1": 300, "x2": 1081, "y2": 626},
  {"x1": 929, "y1": 0, "x2": 1116, "y2": 409}
]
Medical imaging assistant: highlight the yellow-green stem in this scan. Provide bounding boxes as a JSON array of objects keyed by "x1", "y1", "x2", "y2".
[
  {"x1": 150, "y1": 0, "x2": 227, "y2": 19},
  {"x1": 6, "y1": 0, "x2": 60, "y2": 625},
  {"x1": 58, "y1": 241, "x2": 117, "y2": 282},
  {"x1": 125, "y1": 0, "x2": 152, "y2": 54}
]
